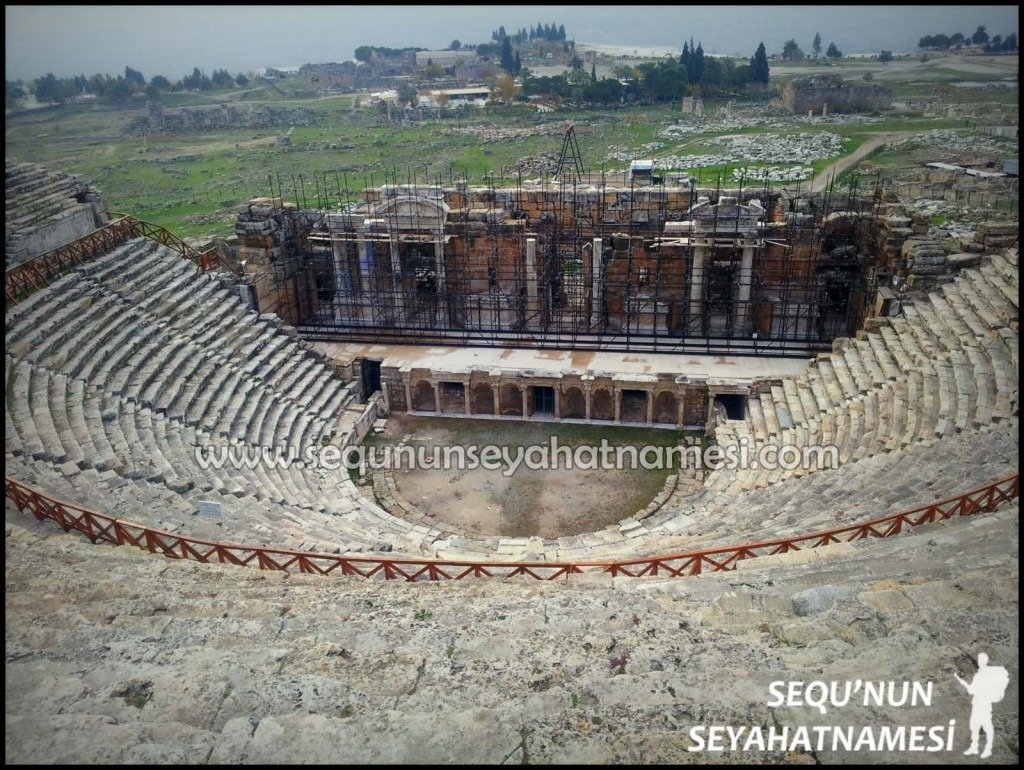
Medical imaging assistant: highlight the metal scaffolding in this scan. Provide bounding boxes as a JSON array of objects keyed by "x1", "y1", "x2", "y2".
[{"x1": 251, "y1": 161, "x2": 882, "y2": 358}]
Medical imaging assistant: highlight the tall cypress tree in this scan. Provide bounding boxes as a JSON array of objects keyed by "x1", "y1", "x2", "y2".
[
  {"x1": 680, "y1": 41, "x2": 690, "y2": 71},
  {"x1": 500, "y1": 36, "x2": 515, "y2": 74},
  {"x1": 750, "y1": 42, "x2": 770, "y2": 84},
  {"x1": 691, "y1": 42, "x2": 705, "y2": 83}
]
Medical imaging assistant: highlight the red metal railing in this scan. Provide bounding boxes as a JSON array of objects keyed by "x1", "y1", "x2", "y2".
[
  {"x1": 5, "y1": 473, "x2": 1018, "y2": 581},
  {"x1": 5, "y1": 215, "x2": 225, "y2": 306}
]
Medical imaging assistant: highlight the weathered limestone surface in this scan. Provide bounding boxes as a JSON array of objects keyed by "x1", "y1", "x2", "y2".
[
  {"x1": 5, "y1": 159, "x2": 107, "y2": 267},
  {"x1": 5, "y1": 501, "x2": 1018, "y2": 764}
]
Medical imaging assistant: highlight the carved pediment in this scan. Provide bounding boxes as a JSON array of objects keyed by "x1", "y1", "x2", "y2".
[{"x1": 374, "y1": 195, "x2": 449, "y2": 231}]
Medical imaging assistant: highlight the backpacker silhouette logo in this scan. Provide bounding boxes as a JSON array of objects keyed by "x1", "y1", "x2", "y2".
[
  {"x1": 685, "y1": 652, "x2": 1012, "y2": 759},
  {"x1": 954, "y1": 653, "x2": 1010, "y2": 759}
]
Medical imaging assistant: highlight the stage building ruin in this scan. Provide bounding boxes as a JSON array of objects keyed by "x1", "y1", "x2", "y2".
[
  {"x1": 233, "y1": 173, "x2": 887, "y2": 356},
  {"x1": 221, "y1": 159, "x2": 933, "y2": 427}
]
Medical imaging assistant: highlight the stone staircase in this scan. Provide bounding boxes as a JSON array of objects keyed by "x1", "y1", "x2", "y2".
[
  {"x1": 4, "y1": 238, "x2": 1019, "y2": 566},
  {"x1": 5, "y1": 238, "x2": 439, "y2": 555},
  {"x1": 713, "y1": 250, "x2": 1018, "y2": 494},
  {"x1": 5, "y1": 159, "x2": 100, "y2": 267}
]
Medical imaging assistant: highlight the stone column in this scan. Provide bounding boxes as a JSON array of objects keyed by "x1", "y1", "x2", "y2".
[
  {"x1": 677, "y1": 388, "x2": 686, "y2": 428},
  {"x1": 734, "y1": 241, "x2": 755, "y2": 334},
  {"x1": 432, "y1": 380, "x2": 440, "y2": 413},
  {"x1": 688, "y1": 242, "x2": 707, "y2": 334},
  {"x1": 358, "y1": 236, "x2": 374, "y2": 324},
  {"x1": 491, "y1": 377, "x2": 501, "y2": 416},
  {"x1": 613, "y1": 388, "x2": 621, "y2": 424},
  {"x1": 705, "y1": 388, "x2": 717, "y2": 432},
  {"x1": 358, "y1": 237, "x2": 374, "y2": 292},
  {"x1": 389, "y1": 234, "x2": 405, "y2": 324},
  {"x1": 521, "y1": 387, "x2": 529, "y2": 419},
  {"x1": 554, "y1": 386, "x2": 561, "y2": 420},
  {"x1": 332, "y1": 242, "x2": 346, "y2": 321},
  {"x1": 590, "y1": 237, "x2": 603, "y2": 328},
  {"x1": 525, "y1": 237, "x2": 538, "y2": 322},
  {"x1": 434, "y1": 239, "x2": 448, "y2": 327},
  {"x1": 403, "y1": 375, "x2": 412, "y2": 414},
  {"x1": 463, "y1": 378, "x2": 471, "y2": 416},
  {"x1": 645, "y1": 390, "x2": 654, "y2": 424},
  {"x1": 584, "y1": 386, "x2": 592, "y2": 421}
]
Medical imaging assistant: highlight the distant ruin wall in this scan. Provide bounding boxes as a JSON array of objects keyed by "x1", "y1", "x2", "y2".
[
  {"x1": 126, "y1": 102, "x2": 316, "y2": 135},
  {"x1": 783, "y1": 80, "x2": 893, "y2": 115}
]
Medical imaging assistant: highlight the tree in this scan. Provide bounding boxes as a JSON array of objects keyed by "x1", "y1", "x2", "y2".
[
  {"x1": 826, "y1": 42, "x2": 842, "y2": 58},
  {"x1": 862, "y1": 72, "x2": 874, "y2": 81},
  {"x1": 449, "y1": 39, "x2": 461, "y2": 50},
  {"x1": 493, "y1": 72, "x2": 516, "y2": 101},
  {"x1": 182, "y1": 67, "x2": 211, "y2": 90},
  {"x1": 972, "y1": 26, "x2": 989, "y2": 46},
  {"x1": 150, "y1": 74, "x2": 171, "y2": 90},
  {"x1": 211, "y1": 68, "x2": 234, "y2": 88},
  {"x1": 691, "y1": 42, "x2": 705, "y2": 83},
  {"x1": 104, "y1": 76, "x2": 134, "y2": 106},
  {"x1": 435, "y1": 91, "x2": 449, "y2": 110},
  {"x1": 500, "y1": 36, "x2": 515, "y2": 74},
  {"x1": 514, "y1": 51, "x2": 522, "y2": 76},
  {"x1": 6, "y1": 80, "x2": 26, "y2": 108},
  {"x1": 235, "y1": 72, "x2": 249, "y2": 86},
  {"x1": 812, "y1": 32, "x2": 822, "y2": 58},
  {"x1": 1002, "y1": 33, "x2": 1017, "y2": 52},
  {"x1": 583, "y1": 76, "x2": 623, "y2": 105},
  {"x1": 354, "y1": 46, "x2": 373, "y2": 63},
  {"x1": 878, "y1": 50, "x2": 894, "y2": 64},
  {"x1": 591, "y1": 62, "x2": 597, "y2": 81},
  {"x1": 397, "y1": 83, "x2": 418, "y2": 107},
  {"x1": 750, "y1": 42, "x2": 770, "y2": 84},
  {"x1": 145, "y1": 83, "x2": 161, "y2": 99},
  {"x1": 782, "y1": 39, "x2": 804, "y2": 60},
  {"x1": 124, "y1": 66, "x2": 145, "y2": 86},
  {"x1": 34, "y1": 72, "x2": 76, "y2": 104}
]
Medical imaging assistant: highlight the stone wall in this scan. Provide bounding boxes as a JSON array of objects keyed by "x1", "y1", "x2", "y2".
[
  {"x1": 782, "y1": 77, "x2": 893, "y2": 115},
  {"x1": 5, "y1": 159, "x2": 108, "y2": 267},
  {"x1": 126, "y1": 102, "x2": 316, "y2": 135}
]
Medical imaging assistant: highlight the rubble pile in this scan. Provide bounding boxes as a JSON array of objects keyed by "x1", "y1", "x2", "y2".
[
  {"x1": 442, "y1": 123, "x2": 565, "y2": 142},
  {"x1": 885, "y1": 129, "x2": 1018, "y2": 156},
  {"x1": 499, "y1": 152, "x2": 560, "y2": 177},
  {"x1": 126, "y1": 103, "x2": 316, "y2": 135}
]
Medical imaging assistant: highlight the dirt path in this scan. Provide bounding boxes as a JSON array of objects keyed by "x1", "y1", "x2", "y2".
[{"x1": 809, "y1": 130, "x2": 922, "y2": 192}]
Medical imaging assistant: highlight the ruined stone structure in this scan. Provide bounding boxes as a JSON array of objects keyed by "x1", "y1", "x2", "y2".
[
  {"x1": 125, "y1": 102, "x2": 316, "y2": 135},
  {"x1": 3, "y1": 156, "x2": 1019, "y2": 763},
  {"x1": 782, "y1": 75, "x2": 893, "y2": 115},
  {"x1": 5, "y1": 159, "x2": 108, "y2": 267},
  {"x1": 230, "y1": 177, "x2": 897, "y2": 360}
]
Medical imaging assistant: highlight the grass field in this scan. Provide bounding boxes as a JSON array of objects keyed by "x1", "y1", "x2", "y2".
[{"x1": 6, "y1": 51, "x2": 1017, "y2": 241}]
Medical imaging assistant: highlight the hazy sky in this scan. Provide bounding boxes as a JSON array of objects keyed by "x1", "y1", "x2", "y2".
[{"x1": 5, "y1": 5, "x2": 1019, "y2": 81}]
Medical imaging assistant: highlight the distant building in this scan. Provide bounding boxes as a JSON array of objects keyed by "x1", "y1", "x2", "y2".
[
  {"x1": 629, "y1": 159, "x2": 655, "y2": 184},
  {"x1": 414, "y1": 50, "x2": 480, "y2": 69},
  {"x1": 782, "y1": 75, "x2": 893, "y2": 115},
  {"x1": 417, "y1": 86, "x2": 492, "y2": 109}
]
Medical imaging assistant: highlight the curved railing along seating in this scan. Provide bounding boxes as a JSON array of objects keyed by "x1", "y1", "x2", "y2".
[
  {"x1": 5, "y1": 472, "x2": 1018, "y2": 581},
  {"x1": 3, "y1": 213, "x2": 1018, "y2": 565},
  {"x1": 5, "y1": 214, "x2": 228, "y2": 305}
]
